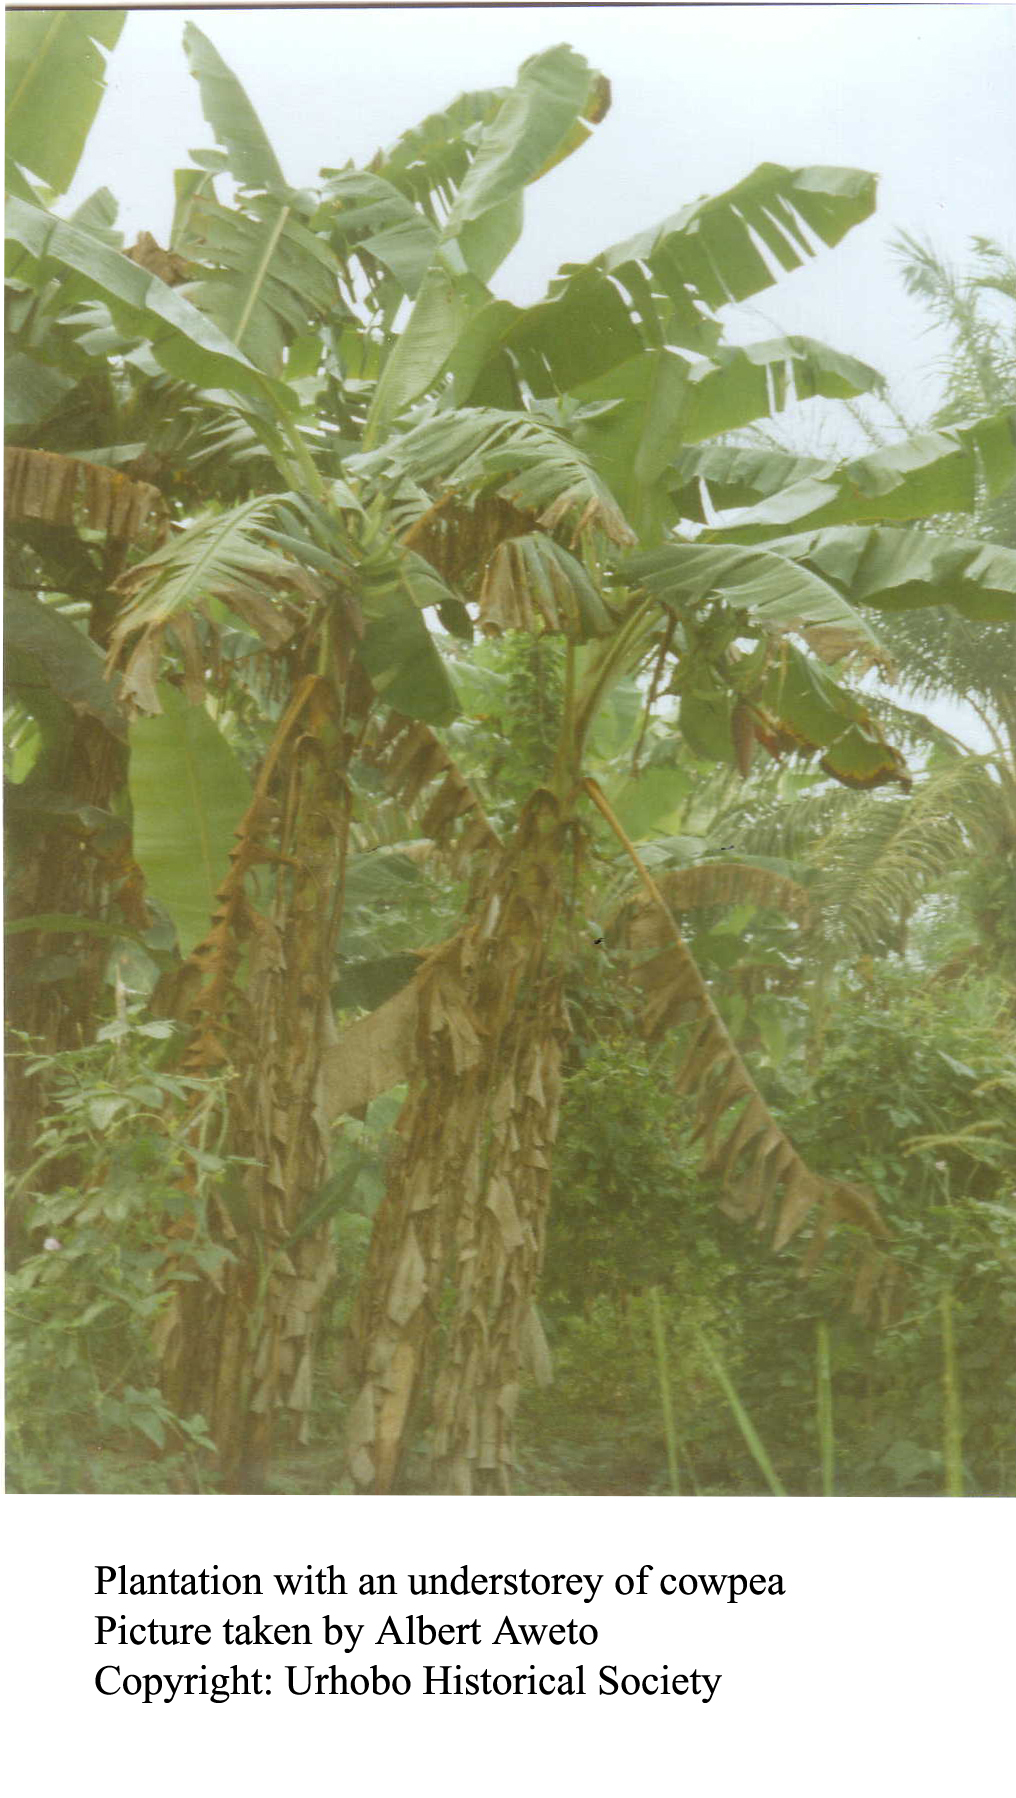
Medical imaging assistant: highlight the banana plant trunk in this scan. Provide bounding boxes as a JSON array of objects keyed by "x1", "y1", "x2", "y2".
[
  {"x1": 159, "y1": 674, "x2": 355, "y2": 1491},
  {"x1": 346, "y1": 787, "x2": 569, "y2": 1493}
]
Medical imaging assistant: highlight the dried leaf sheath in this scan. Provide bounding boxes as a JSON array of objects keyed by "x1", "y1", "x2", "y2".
[
  {"x1": 346, "y1": 790, "x2": 568, "y2": 1493},
  {"x1": 158, "y1": 677, "x2": 356, "y2": 1486}
]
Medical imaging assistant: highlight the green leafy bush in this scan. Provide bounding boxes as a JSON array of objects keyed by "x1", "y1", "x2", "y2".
[{"x1": 6, "y1": 1012, "x2": 242, "y2": 1491}]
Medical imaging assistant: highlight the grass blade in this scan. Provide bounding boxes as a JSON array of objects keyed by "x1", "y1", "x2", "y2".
[
  {"x1": 815, "y1": 1319, "x2": 835, "y2": 1495},
  {"x1": 940, "y1": 1285, "x2": 965, "y2": 1496},
  {"x1": 648, "y1": 1286, "x2": 681, "y2": 1495},
  {"x1": 694, "y1": 1326, "x2": 787, "y2": 1496}
]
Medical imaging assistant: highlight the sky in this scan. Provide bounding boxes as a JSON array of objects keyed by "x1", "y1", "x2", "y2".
[{"x1": 67, "y1": 2, "x2": 1016, "y2": 430}]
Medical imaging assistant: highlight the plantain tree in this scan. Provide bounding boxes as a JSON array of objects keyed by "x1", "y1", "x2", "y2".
[{"x1": 7, "y1": 16, "x2": 1016, "y2": 1491}]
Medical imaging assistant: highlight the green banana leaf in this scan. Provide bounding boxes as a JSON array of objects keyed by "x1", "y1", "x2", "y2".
[
  {"x1": 677, "y1": 336, "x2": 884, "y2": 442},
  {"x1": 623, "y1": 540, "x2": 884, "y2": 648},
  {"x1": 179, "y1": 25, "x2": 343, "y2": 375},
  {"x1": 452, "y1": 161, "x2": 879, "y2": 405},
  {"x1": 177, "y1": 192, "x2": 343, "y2": 375},
  {"x1": 182, "y1": 22, "x2": 287, "y2": 194},
  {"x1": 4, "y1": 912, "x2": 161, "y2": 959},
  {"x1": 447, "y1": 45, "x2": 606, "y2": 249},
  {"x1": 570, "y1": 338, "x2": 881, "y2": 535},
  {"x1": 128, "y1": 684, "x2": 252, "y2": 956},
  {"x1": 367, "y1": 45, "x2": 606, "y2": 436},
  {"x1": 5, "y1": 589, "x2": 126, "y2": 738},
  {"x1": 356, "y1": 561, "x2": 461, "y2": 726},
  {"x1": 672, "y1": 408, "x2": 1016, "y2": 536},
  {"x1": 767, "y1": 524, "x2": 1016, "y2": 622},
  {"x1": 370, "y1": 86, "x2": 510, "y2": 219},
  {"x1": 109, "y1": 495, "x2": 303, "y2": 654},
  {"x1": 4, "y1": 351, "x2": 76, "y2": 431},
  {"x1": 323, "y1": 169, "x2": 439, "y2": 299},
  {"x1": 6, "y1": 10, "x2": 124, "y2": 197},
  {"x1": 676, "y1": 641, "x2": 908, "y2": 789},
  {"x1": 352, "y1": 406, "x2": 634, "y2": 547},
  {"x1": 669, "y1": 441, "x2": 832, "y2": 519},
  {"x1": 6, "y1": 196, "x2": 289, "y2": 410}
]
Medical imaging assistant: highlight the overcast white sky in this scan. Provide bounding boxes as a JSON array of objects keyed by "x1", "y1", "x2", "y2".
[{"x1": 68, "y1": 3, "x2": 1016, "y2": 431}]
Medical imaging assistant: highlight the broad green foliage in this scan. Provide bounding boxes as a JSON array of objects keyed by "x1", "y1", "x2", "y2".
[
  {"x1": 109, "y1": 494, "x2": 301, "y2": 655},
  {"x1": 128, "y1": 685, "x2": 251, "y2": 956},
  {"x1": 366, "y1": 45, "x2": 608, "y2": 436},
  {"x1": 182, "y1": 23, "x2": 287, "y2": 195},
  {"x1": 6, "y1": 1015, "x2": 237, "y2": 1492},
  {"x1": 5, "y1": 10, "x2": 124, "y2": 198},
  {"x1": 5, "y1": 195, "x2": 283, "y2": 406},
  {"x1": 767, "y1": 522, "x2": 1016, "y2": 621},
  {"x1": 5, "y1": 588, "x2": 126, "y2": 738},
  {"x1": 356, "y1": 572, "x2": 460, "y2": 723},
  {"x1": 671, "y1": 408, "x2": 1016, "y2": 534},
  {"x1": 625, "y1": 540, "x2": 884, "y2": 645},
  {"x1": 451, "y1": 164, "x2": 880, "y2": 411},
  {"x1": 178, "y1": 25, "x2": 345, "y2": 376}
]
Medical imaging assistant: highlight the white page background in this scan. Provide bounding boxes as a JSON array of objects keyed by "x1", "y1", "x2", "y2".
[
  {"x1": 4, "y1": 1494, "x2": 1012, "y2": 1792},
  {"x1": 4, "y1": 5, "x2": 1014, "y2": 1791}
]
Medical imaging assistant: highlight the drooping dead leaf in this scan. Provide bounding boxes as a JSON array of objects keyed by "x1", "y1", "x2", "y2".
[
  {"x1": 478, "y1": 532, "x2": 610, "y2": 638},
  {"x1": 620, "y1": 861, "x2": 812, "y2": 957},
  {"x1": 362, "y1": 711, "x2": 502, "y2": 869},
  {"x1": 402, "y1": 492, "x2": 533, "y2": 587},
  {"x1": 5, "y1": 446, "x2": 167, "y2": 542},
  {"x1": 632, "y1": 927, "x2": 889, "y2": 1253},
  {"x1": 584, "y1": 776, "x2": 887, "y2": 1264}
]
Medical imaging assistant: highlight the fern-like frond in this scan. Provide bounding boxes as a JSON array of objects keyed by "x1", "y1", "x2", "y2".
[{"x1": 108, "y1": 494, "x2": 318, "y2": 696}]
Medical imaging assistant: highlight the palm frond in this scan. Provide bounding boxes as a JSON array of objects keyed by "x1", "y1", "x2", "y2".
[
  {"x1": 809, "y1": 759, "x2": 1010, "y2": 955},
  {"x1": 719, "y1": 756, "x2": 1010, "y2": 958}
]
